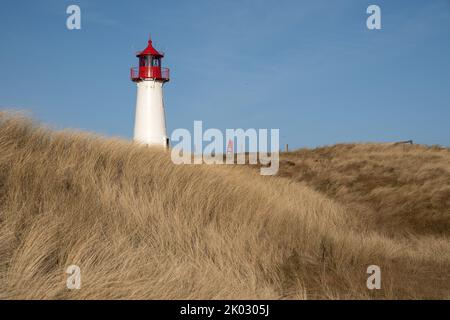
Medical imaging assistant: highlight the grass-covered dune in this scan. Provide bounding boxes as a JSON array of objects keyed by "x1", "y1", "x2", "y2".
[{"x1": 0, "y1": 112, "x2": 449, "y2": 299}]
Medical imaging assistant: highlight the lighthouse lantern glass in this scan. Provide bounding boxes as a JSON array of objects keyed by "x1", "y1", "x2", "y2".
[
  {"x1": 139, "y1": 56, "x2": 150, "y2": 67},
  {"x1": 139, "y1": 56, "x2": 161, "y2": 67},
  {"x1": 152, "y1": 57, "x2": 160, "y2": 67}
]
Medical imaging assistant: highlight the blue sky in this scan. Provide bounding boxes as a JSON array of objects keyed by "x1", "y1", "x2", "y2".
[{"x1": 1, "y1": 0, "x2": 449, "y2": 148}]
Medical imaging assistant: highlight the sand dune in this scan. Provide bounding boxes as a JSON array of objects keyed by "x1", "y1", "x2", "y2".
[{"x1": 0, "y1": 113, "x2": 448, "y2": 299}]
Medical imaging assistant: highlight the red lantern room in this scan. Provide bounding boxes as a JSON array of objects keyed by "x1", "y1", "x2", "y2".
[{"x1": 130, "y1": 38, "x2": 169, "y2": 82}]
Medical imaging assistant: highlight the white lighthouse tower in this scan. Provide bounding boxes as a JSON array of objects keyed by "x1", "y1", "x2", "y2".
[{"x1": 130, "y1": 37, "x2": 170, "y2": 148}]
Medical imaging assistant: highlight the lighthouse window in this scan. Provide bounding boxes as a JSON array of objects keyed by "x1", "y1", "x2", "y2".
[
  {"x1": 139, "y1": 57, "x2": 147, "y2": 67},
  {"x1": 152, "y1": 58, "x2": 160, "y2": 67}
]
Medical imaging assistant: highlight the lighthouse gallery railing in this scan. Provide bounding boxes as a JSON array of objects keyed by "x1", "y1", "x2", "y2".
[{"x1": 130, "y1": 67, "x2": 170, "y2": 81}]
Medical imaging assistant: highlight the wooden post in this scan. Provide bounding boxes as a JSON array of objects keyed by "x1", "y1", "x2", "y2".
[{"x1": 393, "y1": 140, "x2": 413, "y2": 145}]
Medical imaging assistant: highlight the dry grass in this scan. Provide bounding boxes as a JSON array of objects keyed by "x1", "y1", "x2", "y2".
[
  {"x1": 279, "y1": 144, "x2": 450, "y2": 237},
  {"x1": 0, "y1": 112, "x2": 449, "y2": 299}
]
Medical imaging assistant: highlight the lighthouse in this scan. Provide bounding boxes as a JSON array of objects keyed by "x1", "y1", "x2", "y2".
[{"x1": 130, "y1": 37, "x2": 170, "y2": 148}]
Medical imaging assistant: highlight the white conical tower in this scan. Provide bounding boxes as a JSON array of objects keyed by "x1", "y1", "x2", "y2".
[{"x1": 130, "y1": 37, "x2": 170, "y2": 148}]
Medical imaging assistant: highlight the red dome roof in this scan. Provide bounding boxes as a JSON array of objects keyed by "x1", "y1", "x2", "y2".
[{"x1": 136, "y1": 39, "x2": 164, "y2": 57}]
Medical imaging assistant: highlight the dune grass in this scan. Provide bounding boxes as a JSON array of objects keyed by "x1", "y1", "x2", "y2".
[
  {"x1": 279, "y1": 143, "x2": 450, "y2": 237},
  {"x1": 0, "y1": 112, "x2": 449, "y2": 299}
]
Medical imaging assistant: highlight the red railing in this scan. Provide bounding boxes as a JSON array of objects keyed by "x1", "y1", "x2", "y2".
[
  {"x1": 130, "y1": 67, "x2": 170, "y2": 82},
  {"x1": 161, "y1": 67, "x2": 170, "y2": 80}
]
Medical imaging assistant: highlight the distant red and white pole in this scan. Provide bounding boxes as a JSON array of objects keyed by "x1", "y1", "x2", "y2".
[{"x1": 227, "y1": 139, "x2": 234, "y2": 154}]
